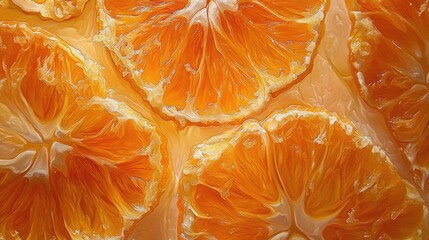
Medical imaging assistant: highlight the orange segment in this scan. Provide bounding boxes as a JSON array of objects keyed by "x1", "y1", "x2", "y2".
[
  {"x1": 61, "y1": 98, "x2": 155, "y2": 162},
  {"x1": 178, "y1": 106, "x2": 426, "y2": 239},
  {"x1": 348, "y1": 0, "x2": 429, "y2": 197},
  {"x1": 0, "y1": 21, "x2": 169, "y2": 239},
  {"x1": 0, "y1": 170, "x2": 70, "y2": 239},
  {"x1": 96, "y1": 0, "x2": 327, "y2": 123},
  {"x1": 51, "y1": 155, "x2": 143, "y2": 238},
  {"x1": 11, "y1": 0, "x2": 89, "y2": 20}
]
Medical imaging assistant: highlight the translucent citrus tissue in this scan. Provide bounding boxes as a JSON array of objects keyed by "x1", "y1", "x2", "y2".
[{"x1": 0, "y1": 0, "x2": 428, "y2": 239}]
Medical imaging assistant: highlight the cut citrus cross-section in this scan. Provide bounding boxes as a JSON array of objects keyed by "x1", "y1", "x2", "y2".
[
  {"x1": 11, "y1": 0, "x2": 89, "y2": 20},
  {"x1": 0, "y1": 21, "x2": 169, "y2": 239},
  {"x1": 348, "y1": 0, "x2": 429, "y2": 199},
  {"x1": 96, "y1": 0, "x2": 327, "y2": 124},
  {"x1": 178, "y1": 106, "x2": 426, "y2": 239}
]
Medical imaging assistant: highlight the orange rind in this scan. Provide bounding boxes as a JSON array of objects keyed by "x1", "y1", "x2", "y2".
[
  {"x1": 0, "y1": 21, "x2": 169, "y2": 239},
  {"x1": 96, "y1": 0, "x2": 327, "y2": 124},
  {"x1": 178, "y1": 106, "x2": 426, "y2": 239}
]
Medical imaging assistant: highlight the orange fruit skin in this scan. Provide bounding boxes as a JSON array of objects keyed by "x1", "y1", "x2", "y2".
[
  {"x1": 0, "y1": 21, "x2": 170, "y2": 239},
  {"x1": 96, "y1": 0, "x2": 328, "y2": 124},
  {"x1": 178, "y1": 106, "x2": 426, "y2": 239},
  {"x1": 348, "y1": 0, "x2": 429, "y2": 199}
]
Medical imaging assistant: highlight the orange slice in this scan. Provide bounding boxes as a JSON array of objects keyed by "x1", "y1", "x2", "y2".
[
  {"x1": 96, "y1": 0, "x2": 327, "y2": 123},
  {"x1": 348, "y1": 0, "x2": 429, "y2": 197},
  {"x1": 178, "y1": 106, "x2": 426, "y2": 239},
  {"x1": 11, "y1": 0, "x2": 89, "y2": 20},
  {"x1": 0, "y1": 21, "x2": 169, "y2": 239}
]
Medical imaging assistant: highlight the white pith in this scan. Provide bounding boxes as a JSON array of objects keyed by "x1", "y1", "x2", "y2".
[
  {"x1": 96, "y1": 0, "x2": 328, "y2": 124},
  {"x1": 180, "y1": 107, "x2": 424, "y2": 239},
  {"x1": 0, "y1": 22, "x2": 168, "y2": 238},
  {"x1": 173, "y1": 0, "x2": 238, "y2": 27}
]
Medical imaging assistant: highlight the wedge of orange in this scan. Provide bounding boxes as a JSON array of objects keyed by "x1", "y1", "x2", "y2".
[
  {"x1": 0, "y1": 21, "x2": 169, "y2": 239},
  {"x1": 96, "y1": 0, "x2": 327, "y2": 124},
  {"x1": 348, "y1": 0, "x2": 429, "y2": 198},
  {"x1": 178, "y1": 106, "x2": 426, "y2": 239},
  {"x1": 11, "y1": 0, "x2": 89, "y2": 20}
]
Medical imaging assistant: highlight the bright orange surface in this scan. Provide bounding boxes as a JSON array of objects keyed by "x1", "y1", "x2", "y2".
[
  {"x1": 0, "y1": 0, "x2": 428, "y2": 239},
  {"x1": 349, "y1": 0, "x2": 429, "y2": 201},
  {"x1": 178, "y1": 106, "x2": 425, "y2": 239},
  {"x1": 0, "y1": 21, "x2": 169, "y2": 239},
  {"x1": 97, "y1": 0, "x2": 327, "y2": 123}
]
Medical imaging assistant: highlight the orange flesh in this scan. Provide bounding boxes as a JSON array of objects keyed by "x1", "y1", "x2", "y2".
[
  {"x1": 0, "y1": 0, "x2": 428, "y2": 239},
  {"x1": 10, "y1": 0, "x2": 89, "y2": 20},
  {"x1": 0, "y1": 22, "x2": 169, "y2": 239},
  {"x1": 349, "y1": 0, "x2": 429, "y2": 197},
  {"x1": 98, "y1": 0, "x2": 326, "y2": 122},
  {"x1": 178, "y1": 107, "x2": 425, "y2": 239}
]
